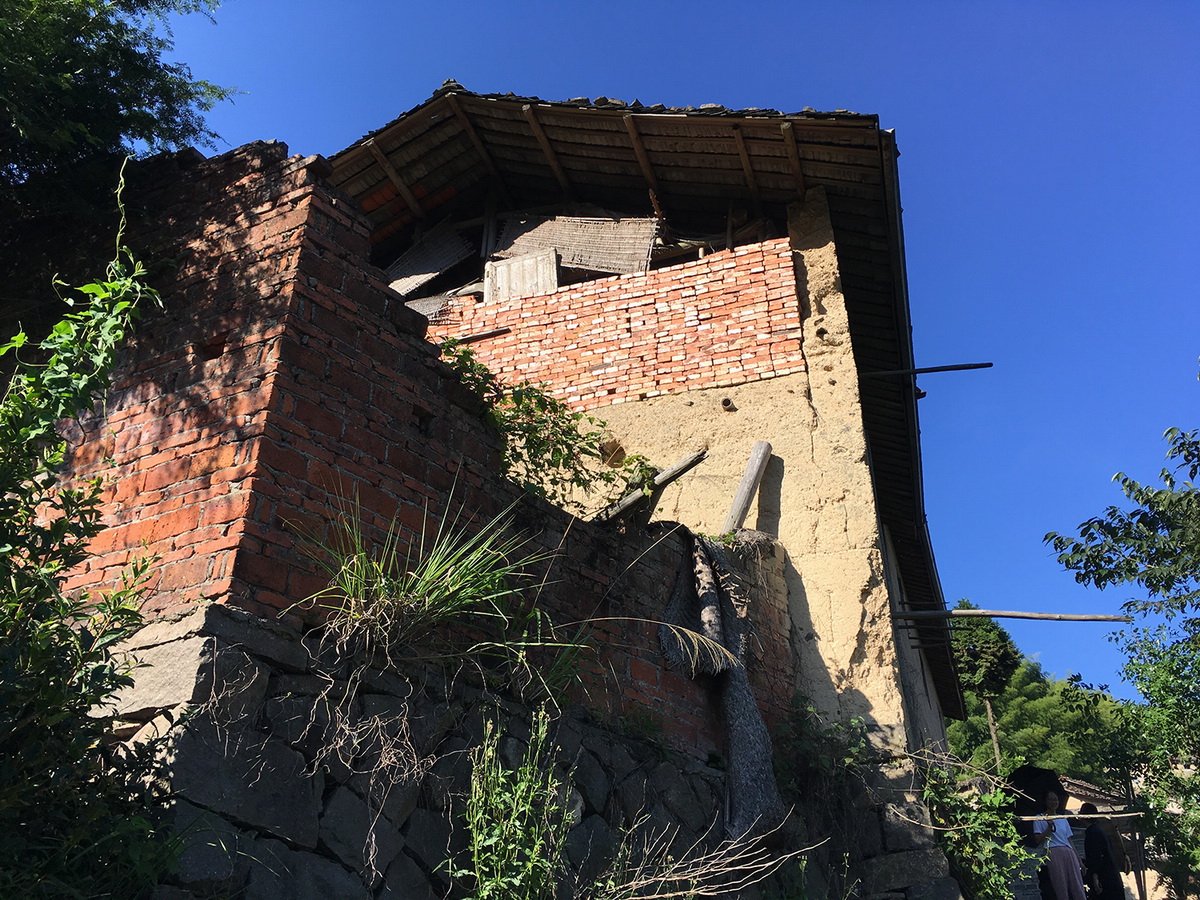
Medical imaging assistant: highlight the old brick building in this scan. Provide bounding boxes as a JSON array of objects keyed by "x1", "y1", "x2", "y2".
[{"x1": 43, "y1": 86, "x2": 964, "y2": 897}]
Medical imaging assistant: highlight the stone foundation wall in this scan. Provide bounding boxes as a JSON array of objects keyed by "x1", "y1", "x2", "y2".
[{"x1": 122, "y1": 599, "x2": 959, "y2": 900}]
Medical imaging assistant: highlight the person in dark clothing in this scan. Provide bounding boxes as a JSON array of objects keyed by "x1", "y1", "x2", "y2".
[{"x1": 1079, "y1": 802, "x2": 1124, "y2": 900}]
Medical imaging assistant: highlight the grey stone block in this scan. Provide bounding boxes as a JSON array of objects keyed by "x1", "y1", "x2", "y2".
[
  {"x1": 202, "y1": 604, "x2": 308, "y2": 672},
  {"x1": 318, "y1": 785, "x2": 404, "y2": 878},
  {"x1": 377, "y1": 851, "x2": 439, "y2": 900},
  {"x1": 171, "y1": 799, "x2": 251, "y2": 889},
  {"x1": 616, "y1": 769, "x2": 651, "y2": 823},
  {"x1": 565, "y1": 814, "x2": 615, "y2": 885},
  {"x1": 115, "y1": 635, "x2": 213, "y2": 720},
  {"x1": 202, "y1": 644, "x2": 270, "y2": 724},
  {"x1": 881, "y1": 801, "x2": 935, "y2": 851},
  {"x1": 572, "y1": 749, "x2": 610, "y2": 815},
  {"x1": 263, "y1": 690, "x2": 357, "y2": 783},
  {"x1": 907, "y1": 875, "x2": 965, "y2": 900},
  {"x1": 348, "y1": 771, "x2": 421, "y2": 829},
  {"x1": 171, "y1": 719, "x2": 322, "y2": 848},
  {"x1": 122, "y1": 607, "x2": 210, "y2": 651},
  {"x1": 862, "y1": 848, "x2": 950, "y2": 893},
  {"x1": 402, "y1": 807, "x2": 455, "y2": 879},
  {"x1": 244, "y1": 838, "x2": 369, "y2": 900}
]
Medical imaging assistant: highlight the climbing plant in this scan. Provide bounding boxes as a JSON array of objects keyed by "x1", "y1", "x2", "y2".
[
  {"x1": 0, "y1": 204, "x2": 173, "y2": 894},
  {"x1": 439, "y1": 339, "x2": 655, "y2": 509},
  {"x1": 920, "y1": 762, "x2": 1035, "y2": 900}
]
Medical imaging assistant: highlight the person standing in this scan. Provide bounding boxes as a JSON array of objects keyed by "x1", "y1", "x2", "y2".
[
  {"x1": 1079, "y1": 802, "x2": 1125, "y2": 900},
  {"x1": 1032, "y1": 790, "x2": 1088, "y2": 900}
]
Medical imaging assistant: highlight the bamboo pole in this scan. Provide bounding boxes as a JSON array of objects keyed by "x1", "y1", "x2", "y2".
[
  {"x1": 593, "y1": 449, "x2": 707, "y2": 523},
  {"x1": 891, "y1": 609, "x2": 1132, "y2": 623}
]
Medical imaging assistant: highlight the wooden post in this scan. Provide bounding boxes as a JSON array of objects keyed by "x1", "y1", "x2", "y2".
[
  {"x1": 984, "y1": 697, "x2": 1002, "y2": 771},
  {"x1": 721, "y1": 441, "x2": 772, "y2": 534}
]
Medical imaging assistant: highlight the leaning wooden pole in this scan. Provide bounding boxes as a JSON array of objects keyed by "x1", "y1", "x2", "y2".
[
  {"x1": 984, "y1": 697, "x2": 1002, "y2": 771},
  {"x1": 721, "y1": 440, "x2": 772, "y2": 533},
  {"x1": 593, "y1": 449, "x2": 708, "y2": 523},
  {"x1": 891, "y1": 609, "x2": 1132, "y2": 623}
]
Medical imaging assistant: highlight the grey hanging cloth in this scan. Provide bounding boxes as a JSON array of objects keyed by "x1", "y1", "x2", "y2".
[{"x1": 660, "y1": 531, "x2": 785, "y2": 839}]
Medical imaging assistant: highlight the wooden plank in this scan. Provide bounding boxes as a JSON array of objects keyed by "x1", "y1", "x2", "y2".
[
  {"x1": 445, "y1": 93, "x2": 511, "y2": 204},
  {"x1": 365, "y1": 139, "x2": 426, "y2": 219},
  {"x1": 593, "y1": 449, "x2": 708, "y2": 523},
  {"x1": 522, "y1": 104, "x2": 572, "y2": 197},
  {"x1": 484, "y1": 248, "x2": 559, "y2": 302}
]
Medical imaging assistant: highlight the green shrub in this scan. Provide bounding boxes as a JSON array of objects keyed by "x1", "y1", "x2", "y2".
[
  {"x1": 0, "y1": 225, "x2": 173, "y2": 894},
  {"x1": 439, "y1": 340, "x2": 652, "y2": 509},
  {"x1": 920, "y1": 763, "x2": 1035, "y2": 900}
]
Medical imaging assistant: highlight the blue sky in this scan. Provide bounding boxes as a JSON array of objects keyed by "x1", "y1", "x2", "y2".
[{"x1": 168, "y1": 1, "x2": 1200, "y2": 701}]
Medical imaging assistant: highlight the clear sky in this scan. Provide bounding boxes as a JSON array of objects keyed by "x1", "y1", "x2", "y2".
[{"x1": 167, "y1": 0, "x2": 1200, "y2": 702}]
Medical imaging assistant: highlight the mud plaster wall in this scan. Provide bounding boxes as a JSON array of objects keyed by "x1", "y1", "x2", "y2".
[
  {"x1": 600, "y1": 191, "x2": 909, "y2": 740},
  {"x1": 430, "y1": 187, "x2": 925, "y2": 745}
]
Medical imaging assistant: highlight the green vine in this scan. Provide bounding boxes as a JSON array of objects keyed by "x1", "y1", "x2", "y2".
[
  {"x1": 920, "y1": 762, "x2": 1037, "y2": 900},
  {"x1": 439, "y1": 340, "x2": 655, "y2": 510},
  {"x1": 0, "y1": 188, "x2": 175, "y2": 895}
]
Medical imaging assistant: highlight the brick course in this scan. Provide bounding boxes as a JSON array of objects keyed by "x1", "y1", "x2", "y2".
[{"x1": 428, "y1": 240, "x2": 804, "y2": 409}]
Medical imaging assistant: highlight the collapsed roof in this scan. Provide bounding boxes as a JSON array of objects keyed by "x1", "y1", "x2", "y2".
[{"x1": 327, "y1": 83, "x2": 962, "y2": 718}]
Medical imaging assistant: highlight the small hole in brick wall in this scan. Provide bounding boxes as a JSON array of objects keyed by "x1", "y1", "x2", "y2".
[
  {"x1": 413, "y1": 404, "x2": 434, "y2": 433},
  {"x1": 195, "y1": 331, "x2": 229, "y2": 361}
]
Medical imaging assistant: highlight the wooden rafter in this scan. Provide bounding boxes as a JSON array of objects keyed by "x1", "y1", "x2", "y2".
[
  {"x1": 522, "y1": 104, "x2": 572, "y2": 198},
  {"x1": 731, "y1": 125, "x2": 762, "y2": 215},
  {"x1": 780, "y1": 120, "x2": 807, "y2": 199},
  {"x1": 445, "y1": 93, "x2": 513, "y2": 207},
  {"x1": 365, "y1": 139, "x2": 425, "y2": 219},
  {"x1": 623, "y1": 115, "x2": 660, "y2": 194}
]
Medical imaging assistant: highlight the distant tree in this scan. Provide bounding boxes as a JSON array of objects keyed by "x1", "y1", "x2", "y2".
[
  {"x1": 0, "y1": 0, "x2": 230, "y2": 203},
  {"x1": 948, "y1": 658, "x2": 1126, "y2": 787},
  {"x1": 1047, "y1": 424, "x2": 1200, "y2": 896},
  {"x1": 949, "y1": 600, "x2": 1022, "y2": 770}
]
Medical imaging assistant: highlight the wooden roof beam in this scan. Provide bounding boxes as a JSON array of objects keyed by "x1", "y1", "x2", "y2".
[
  {"x1": 624, "y1": 114, "x2": 666, "y2": 220},
  {"x1": 780, "y1": 120, "x2": 808, "y2": 200},
  {"x1": 523, "y1": 104, "x2": 572, "y2": 199},
  {"x1": 731, "y1": 125, "x2": 762, "y2": 217},
  {"x1": 365, "y1": 138, "x2": 425, "y2": 219},
  {"x1": 622, "y1": 116, "x2": 659, "y2": 192},
  {"x1": 445, "y1": 93, "x2": 513, "y2": 208}
]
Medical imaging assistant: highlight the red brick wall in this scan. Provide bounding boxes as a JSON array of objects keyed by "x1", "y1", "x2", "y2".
[
  {"x1": 428, "y1": 240, "x2": 804, "y2": 409},
  {"x1": 56, "y1": 144, "x2": 793, "y2": 757}
]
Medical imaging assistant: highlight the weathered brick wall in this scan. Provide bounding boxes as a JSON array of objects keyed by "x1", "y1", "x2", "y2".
[
  {"x1": 428, "y1": 239, "x2": 805, "y2": 408},
  {"x1": 56, "y1": 143, "x2": 797, "y2": 757}
]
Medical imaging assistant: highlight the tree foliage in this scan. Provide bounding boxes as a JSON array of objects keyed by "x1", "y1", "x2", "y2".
[
  {"x1": 947, "y1": 659, "x2": 1126, "y2": 786},
  {"x1": 1047, "y1": 424, "x2": 1200, "y2": 897},
  {"x1": 950, "y1": 600, "x2": 1022, "y2": 700},
  {"x1": 0, "y1": 0, "x2": 230, "y2": 196},
  {"x1": 0, "y1": 224, "x2": 171, "y2": 894}
]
